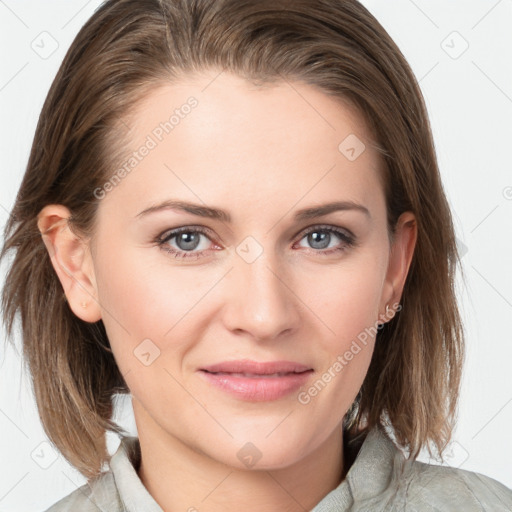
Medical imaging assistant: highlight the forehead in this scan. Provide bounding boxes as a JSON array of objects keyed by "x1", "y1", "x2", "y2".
[
  {"x1": 127, "y1": 70, "x2": 376, "y2": 154},
  {"x1": 101, "y1": 71, "x2": 385, "y2": 220}
]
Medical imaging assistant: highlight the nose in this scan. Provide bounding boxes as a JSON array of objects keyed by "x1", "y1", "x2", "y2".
[{"x1": 221, "y1": 250, "x2": 302, "y2": 341}]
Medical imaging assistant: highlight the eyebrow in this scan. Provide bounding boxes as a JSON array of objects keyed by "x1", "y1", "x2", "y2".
[{"x1": 135, "y1": 199, "x2": 371, "y2": 222}]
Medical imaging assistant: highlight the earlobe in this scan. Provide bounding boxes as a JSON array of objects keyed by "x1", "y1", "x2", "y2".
[
  {"x1": 37, "y1": 204, "x2": 102, "y2": 323},
  {"x1": 379, "y1": 212, "x2": 417, "y2": 321}
]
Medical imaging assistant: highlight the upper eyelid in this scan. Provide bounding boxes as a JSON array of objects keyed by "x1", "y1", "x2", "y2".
[
  {"x1": 158, "y1": 223, "x2": 355, "y2": 246},
  {"x1": 158, "y1": 225, "x2": 214, "y2": 243},
  {"x1": 299, "y1": 224, "x2": 354, "y2": 238}
]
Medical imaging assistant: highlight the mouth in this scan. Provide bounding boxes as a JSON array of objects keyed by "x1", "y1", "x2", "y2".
[
  {"x1": 202, "y1": 370, "x2": 309, "y2": 378},
  {"x1": 198, "y1": 360, "x2": 313, "y2": 401},
  {"x1": 200, "y1": 359, "x2": 312, "y2": 375}
]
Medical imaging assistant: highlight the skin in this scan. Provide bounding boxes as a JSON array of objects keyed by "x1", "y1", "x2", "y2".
[{"x1": 37, "y1": 70, "x2": 416, "y2": 512}]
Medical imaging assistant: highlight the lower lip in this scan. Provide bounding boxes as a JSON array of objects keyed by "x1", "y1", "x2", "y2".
[{"x1": 198, "y1": 370, "x2": 313, "y2": 401}]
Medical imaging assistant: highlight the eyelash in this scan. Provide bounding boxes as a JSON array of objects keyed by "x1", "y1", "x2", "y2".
[{"x1": 155, "y1": 224, "x2": 356, "y2": 260}]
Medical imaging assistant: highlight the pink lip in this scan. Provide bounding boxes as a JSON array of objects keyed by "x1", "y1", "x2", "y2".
[{"x1": 198, "y1": 359, "x2": 313, "y2": 401}]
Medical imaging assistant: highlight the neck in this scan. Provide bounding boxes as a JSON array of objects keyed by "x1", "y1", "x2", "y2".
[{"x1": 133, "y1": 401, "x2": 345, "y2": 512}]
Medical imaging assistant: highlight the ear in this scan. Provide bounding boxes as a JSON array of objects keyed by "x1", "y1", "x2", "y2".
[
  {"x1": 37, "y1": 204, "x2": 102, "y2": 323},
  {"x1": 379, "y1": 211, "x2": 417, "y2": 322}
]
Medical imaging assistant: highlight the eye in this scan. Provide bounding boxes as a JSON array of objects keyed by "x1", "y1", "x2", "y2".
[
  {"x1": 156, "y1": 226, "x2": 217, "y2": 260},
  {"x1": 155, "y1": 224, "x2": 356, "y2": 261},
  {"x1": 295, "y1": 225, "x2": 356, "y2": 255}
]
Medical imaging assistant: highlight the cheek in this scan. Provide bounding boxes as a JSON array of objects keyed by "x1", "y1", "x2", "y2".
[
  {"x1": 92, "y1": 244, "x2": 209, "y2": 371},
  {"x1": 301, "y1": 256, "x2": 385, "y2": 341},
  {"x1": 290, "y1": 271, "x2": 382, "y2": 446},
  {"x1": 296, "y1": 253, "x2": 385, "y2": 395}
]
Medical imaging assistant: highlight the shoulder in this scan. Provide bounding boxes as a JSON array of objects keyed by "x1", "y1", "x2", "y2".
[
  {"x1": 43, "y1": 470, "x2": 123, "y2": 512},
  {"x1": 344, "y1": 426, "x2": 512, "y2": 512},
  {"x1": 397, "y1": 458, "x2": 512, "y2": 511}
]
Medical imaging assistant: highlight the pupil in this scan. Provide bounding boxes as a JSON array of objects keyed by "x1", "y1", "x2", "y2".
[
  {"x1": 309, "y1": 231, "x2": 330, "y2": 249},
  {"x1": 177, "y1": 232, "x2": 200, "y2": 251}
]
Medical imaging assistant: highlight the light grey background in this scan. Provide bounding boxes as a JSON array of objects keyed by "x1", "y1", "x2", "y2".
[{"x1": 1, "y1": 1, "x2": 511, "y2": 510}]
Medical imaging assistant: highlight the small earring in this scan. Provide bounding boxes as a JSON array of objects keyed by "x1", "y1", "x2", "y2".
[
  {"x1": 377, "y1": 304, "x2": 390, "y2": 330},
  {"x1": 80, "y1": 301, "x2": 88, "y2": 309}
]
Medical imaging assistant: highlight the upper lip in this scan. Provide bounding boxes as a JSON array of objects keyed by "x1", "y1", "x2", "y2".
[{"x1": 200, "y1": 359, "x2": 312, "y2": 375}]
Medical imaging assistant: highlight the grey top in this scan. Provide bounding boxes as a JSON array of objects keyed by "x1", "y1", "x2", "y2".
[{"x1": 45, "y1": 425, "x2": 512, "y2": 511}]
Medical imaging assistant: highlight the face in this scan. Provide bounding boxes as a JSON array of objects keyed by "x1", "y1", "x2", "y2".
[{"x1": 41, "y1": 70, "x2": 415, "y2": 470}]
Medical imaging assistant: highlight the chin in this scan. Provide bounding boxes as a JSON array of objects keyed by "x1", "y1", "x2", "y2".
[{"x1": 206, "y1": 432, "x2": 312, "y2": 472}]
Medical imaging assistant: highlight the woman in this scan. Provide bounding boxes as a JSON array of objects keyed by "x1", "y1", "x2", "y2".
[{"x1": 1, "y1": 0, "x2": 511, "y2": 510}]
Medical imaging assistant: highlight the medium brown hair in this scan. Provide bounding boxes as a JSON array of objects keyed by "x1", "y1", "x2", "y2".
[{"x1": 1, "y1": 0, "x2": 464, "y2": 480}]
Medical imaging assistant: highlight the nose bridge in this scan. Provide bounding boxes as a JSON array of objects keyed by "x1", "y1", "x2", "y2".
[{"x1": 223, "y1": 240, "x2": 300, "y2": 339}]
